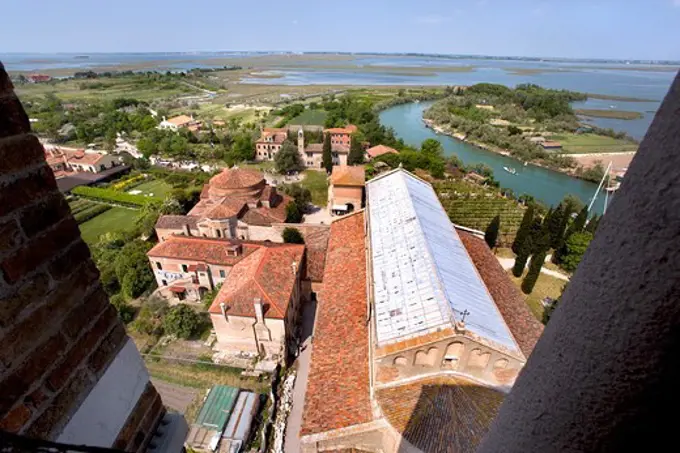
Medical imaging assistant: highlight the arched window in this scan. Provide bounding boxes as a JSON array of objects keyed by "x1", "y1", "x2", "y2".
[
  {"x1": 443, "y1": 342, "x2": 465, "y2": 369},
  {"x1": 394, "y1": 356, "x2": 408, "y2": 367},
  {"x1": 467, "y1": 349, "x2": 491, "y2": 369}
]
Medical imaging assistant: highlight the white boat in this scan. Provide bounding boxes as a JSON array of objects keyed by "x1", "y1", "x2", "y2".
[{"x1": 503, "y1": 166, "x2": 517, "y2": 175}]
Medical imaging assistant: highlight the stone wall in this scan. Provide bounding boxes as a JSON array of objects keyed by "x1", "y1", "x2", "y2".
[{"x1": 0, "y1": 62, "x2": 169, "y2": 451}]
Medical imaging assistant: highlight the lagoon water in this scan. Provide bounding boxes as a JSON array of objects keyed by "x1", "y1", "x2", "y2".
[{"x1": 380, "y1": 102, "x2": 611, "y2": 214}]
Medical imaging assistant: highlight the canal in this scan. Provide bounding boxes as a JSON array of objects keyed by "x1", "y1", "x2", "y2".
[{"x1": 379, "y1": 102, "x2": 609, "y2": 214}]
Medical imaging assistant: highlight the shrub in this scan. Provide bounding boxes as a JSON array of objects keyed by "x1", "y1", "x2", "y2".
[
  {"x1": 561, "y1": 232, "x2": 593, "y2": 272},
  {"x1": 73, "y1": 203, "x2": 111, "y2": 224},
  {"x1": 72, "y1": 186, "x2": 161, "y2": 207},
  {"x1": 285, "y1": 202, "x2": 303, "y2": 223},
  {"x1": 282, "y1": 227, "x2": 305, "y2": 244},
  {"x1": 110, "y1": 293, "x2": 136, "y2": 324},
  {"x1": 111, "y1": 174, "x2": 147, "y2": 191},
  {"x1": 164, "y1": 304, "x2": 202, "y2": 339},
  {"x1": 132, "y1": 297, "x2": 168, "y2": 336}
]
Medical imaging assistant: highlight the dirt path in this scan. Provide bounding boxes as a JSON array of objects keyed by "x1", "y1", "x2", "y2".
[
  {"x1": 151, "y1": 378, "x2": 199, "y2": 414},
  {"x1": 497, "y1": 257, "x2": 570, "y2": 281}
]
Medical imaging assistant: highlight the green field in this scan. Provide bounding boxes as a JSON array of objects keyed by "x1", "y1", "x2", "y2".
[
  {"x1": 131, "y1": 179, "x2": 175, "y2": 199},
  {"x1": 548, "y1": 133, "x2": 638, "y2": 154},
  {"x1": 79, "y1": 207, "x2": 140, "y2": 244},
  {"x1": 15, "y1": 76, "x2": 198, "y2": 103},
  {"x1": 289, "y1": 109, "x2": 328, "y2": 126},
  {"x1": 509, "y1": 270, "x2": 565, "y2": 322},
  {"x1": 300, "y1": 170, "x2": 329, "y2": 206},
  {"x1": 574, "y1": 109, "x2": 643, "y2": 120}
]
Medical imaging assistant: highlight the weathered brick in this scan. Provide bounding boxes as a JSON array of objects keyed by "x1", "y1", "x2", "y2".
[
  {"x1": 0, "y1": 218, "x2": 23, "y2": 254},
  {"x1": 0, "y1": 93, "x2": 30, "y2": 139},
  {"x1": 62, "y1": 286, "x2": 109, "y2": 340},
  {"x1": 48, "y1": 241, "x2": 94, "y2": 283},
  {"x1": 0, "y1": 217, "x2": 80, "y2": 284},
  {"x1": 113, "y1": 383, "x2": 158, "y2": 450},
  {"x1": 20, "y1": 192, "x2": 71, "y2": 238},
  {"x1": 0, "y1": 272, "x2": 51, "y2": 328},
  {"x1": 0, "y1": 332, "x2": 68, "y2": 416},
  {"x1": 0, "y1": 404, "x2": 32, "y2": 433},
  {"x1": 136, "y1": 394, "x2": 165, "y2": 451},
  {"x1": 0, "y1": 63, "x2": 14, "y2": 95},
  {"x1": 88, "y1": 322, "x2": 128, "y2": 376},
  {"x1": 47, "y1": 305, "x2": 117, "y2": 392},
  {"x1": 25, "y1": 387, "x2": 51, "y2": 411},
  {"x1": 0, "y1": 266, "x2": 94, "y2": 368},
  {"x1": 25, "y1": 370, "x2": 94, "y2": 439},
  {"x1": 0, "y1": 133, "x2": 44, "y2": 174},
  {"x1": 0, "y1": 165, "x2": 57, "y2": 217}
]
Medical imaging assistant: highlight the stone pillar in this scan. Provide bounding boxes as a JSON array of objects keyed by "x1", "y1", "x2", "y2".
[
  {"x1": 478, "y1": 73, "x2": 680, "y2": 453},
  {"x1": 0, "y1": 62, "x2": 178, "y2": 452}
]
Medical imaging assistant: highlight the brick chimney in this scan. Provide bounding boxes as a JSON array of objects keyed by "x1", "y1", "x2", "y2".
[{"x1": 0, "y1": 62, "x2": 186, "y2": 452}]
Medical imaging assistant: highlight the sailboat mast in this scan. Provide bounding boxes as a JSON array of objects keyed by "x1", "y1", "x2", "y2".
[{"x1": 587, "y1": 161, "x2": 613, "y2": 212}]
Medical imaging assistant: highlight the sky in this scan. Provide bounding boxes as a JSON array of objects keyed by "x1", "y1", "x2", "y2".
[{"x1": 2, "y1": 0, "x2": 680, "y2": 60}]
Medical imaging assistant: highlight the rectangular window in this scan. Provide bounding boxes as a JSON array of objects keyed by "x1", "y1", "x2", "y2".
[
  {"x1": 156, "y1": 262, "x2": 162, "y2": 270},
  {"x1": 181, "y1": 264, "x2": 188, "y2": 273},
  {"x1": 219, "y1": 270, "x2": 226, "y2": 278}
]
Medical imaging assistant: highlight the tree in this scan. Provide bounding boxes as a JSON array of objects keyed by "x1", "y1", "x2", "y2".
[
  {"x1": 115, "y1": 240, "x2": 156, "y2": 299},
  {"x1": 285, "y1": 202, "x2": 303, "y2": 223},
  {"x1": 585, "y1": 214, "x2": 600, "y2": 233},
  {"x1": 512, "y1": 205, "x2": 534, "y2": 255},
  {"x1": 421, "y1": 138, "x2": 444, "y2": 160},
  {"x1": 569, "y1": 206, "x2": 589, "y2": 235},
  {"x1": 110, "y1": 293, "x2": 135, "y2": 324},
  {"x1": 348, "y1": 137, "x2": 364, "y2": 165},
  {"x1": 522, "y1": 249, "x2": 547, "y2": 294},
  {"x1": 274, "y1": 140, "x2": 303, "y2": 173},
  {"x1": 429, "y1": 159, "x2": 445, "y2": 179},
  {"x1": 485, "y1": 215, "x2": 501, "y2": 250},
  {"x1": 512, "y1": 217, "x2": 542, "y2": 277},
  {"x1": 561, "y1": 232, "x2": 593, "y2": 272},
  {"x1": 163, "y1": 304, "x2": 202, "y2": 339},
  {"x1": 282, "y1": 227, "x2": 305, "y2": 244},
  {"x1": 280, "y1": 183, "x2": 311, "y2": 212},
  {"x1": 322, "y1": 132, "x2": 333, "y2": 173}
]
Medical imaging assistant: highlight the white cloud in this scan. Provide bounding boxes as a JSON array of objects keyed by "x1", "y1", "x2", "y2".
[{"x1": 416, "y1": 15, "x2": 450, "y2": 25}]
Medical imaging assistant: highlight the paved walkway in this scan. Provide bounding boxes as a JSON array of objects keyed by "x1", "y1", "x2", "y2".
[
  {"x1": 497, "y1": 257, "x2": 570, "y2": 281},
  {"x1": 284, "y1": 299, "x2": 318, "y2": 453}
]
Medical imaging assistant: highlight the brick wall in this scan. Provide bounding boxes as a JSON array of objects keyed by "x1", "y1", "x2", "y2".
[{"x1": 0, "y1": 62, "x2": 166, "y2": 451}]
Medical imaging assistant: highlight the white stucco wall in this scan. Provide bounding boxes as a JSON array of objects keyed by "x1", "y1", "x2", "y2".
[{"x1": 56, "y1": 339, "x2": 150, "y2": 447}]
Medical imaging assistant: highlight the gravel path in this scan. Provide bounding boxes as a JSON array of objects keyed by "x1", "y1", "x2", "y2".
[{"x1": 151, "y1": 378, "x2": 199, "y2": 414}]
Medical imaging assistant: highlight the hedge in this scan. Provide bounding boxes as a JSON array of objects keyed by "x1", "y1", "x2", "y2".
[
  {"x1": 72, "y1": 186, "x2": 161, "y2": 207},
  {"x1": 111, "y1": 174, "x2": 147, "y2": 191},
  {"x1": 74, "y1": 204, "x2": 112, "y2": 224}
]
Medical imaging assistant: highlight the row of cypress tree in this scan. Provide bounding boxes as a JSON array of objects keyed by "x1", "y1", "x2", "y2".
[{"x1": 510, "y1": 197, "x2": 600, "y2": 294}]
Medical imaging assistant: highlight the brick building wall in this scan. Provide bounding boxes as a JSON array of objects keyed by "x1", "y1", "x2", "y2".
[{"x1": 0, "y1": 62, "x2": 178, "y2": 451}]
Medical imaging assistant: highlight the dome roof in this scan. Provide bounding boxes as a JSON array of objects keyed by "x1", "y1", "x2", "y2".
[{"x1": 210, "y1": 168, "x2": 265, "y2": 190}]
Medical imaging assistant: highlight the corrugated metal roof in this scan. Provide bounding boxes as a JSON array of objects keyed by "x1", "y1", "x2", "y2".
[
  {"x1": 222, "y1": 392, "x2": 259, "y2": 441},
  {"x1": 194, "y1": 385, "x2": 240, "y2": 430},
  {"x1": 366, "y1": 169, "x2": 518, "y2": 351}
]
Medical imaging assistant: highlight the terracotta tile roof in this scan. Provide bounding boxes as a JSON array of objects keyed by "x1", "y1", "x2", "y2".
[
  {"x1": 155, "y1": 215, "x2": 200, "y2": 230},
  {"x1": 238, "y1": 194, "x2": 291, "y2": 227},
  {"x1": 301, "y1": 211, "x2": 372, "y2": 436},
  {"x1": 377, "y1": 376, "x2": 504, "y2": 453},
  {"x1": 209, "y1": 168, "x2": 265, "y2": 190},
  {"x1": 325, "y1": 125, "x2": 358, "y2": 134},
  {"x1": 206, "y1": 199, "x2": 247, "y2": 219},
  {"x1": 300, "y1": 226, "x2": 331, "y2": 282},
  {"x1": 304, "y1": 143, "x2": 349, "y2": 153},
  {"x1": 331, "y1": 165, "x2": 365, "y2": 186},
  {"x1": 66, "y1": 150, "x2": 107, "y2": 165},
  {"x1": 458, "y1": 231, "x2": 544, "y2": 357},
  {"x1": 208, "y1": 244, "x2": 304, "y2": 319},
  {"x1": 166, "y1": 115, "x2": 194, "y2": 126},
  {"x1": 366, "y1": 145, "x2": 399, "y2": 159},
  {"x1": 147, "y1": 236, "x2": 259, "y2": 266}
]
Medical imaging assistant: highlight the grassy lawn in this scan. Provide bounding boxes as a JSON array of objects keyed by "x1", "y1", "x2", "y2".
[
  {"x1": 508, "y1": 270, "x2": 565, "y2": 322},
  {"x1": 144, "y1": 360, "x2": 269, "y2": 394},
  {"x1": 132, "y1": 179, "x2": 175, "y2": 199},
  {"x1": 79, "y1": 207, "x2": 140, "y2": 244},
  {"x1": 574, "y1": 109, "x2": 643, "y2": 120},
  {"x1": 240, "y1": 161, "x2": 276, "y2": 172},
  {"x1": 301, "y1": 170, "x2": 329, "y2": 206},
  {"x1": 289, "y1": 109, "x2": 328, "y2": 126},
  {"x1": 548, "y1": 133, "x2": 638, "y2": 154}
]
